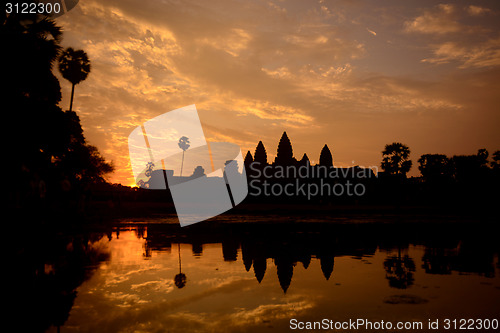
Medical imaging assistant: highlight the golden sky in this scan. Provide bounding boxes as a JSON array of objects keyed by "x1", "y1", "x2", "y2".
[{"x1": 55, "y1": 0, "x2": 500, "y2": 186}]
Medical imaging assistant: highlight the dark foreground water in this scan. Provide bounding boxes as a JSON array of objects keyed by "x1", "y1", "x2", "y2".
[{"x1": 14, "y1": 218, "x2": 500, "y2": 332}]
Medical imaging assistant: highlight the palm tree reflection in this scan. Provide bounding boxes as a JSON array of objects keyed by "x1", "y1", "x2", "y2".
[
  {"x1": 174, "y1": 243, "x2": 187, "y2": 289},
  {"x1": 384, "y1": 248, "x2": 416, "y2": 289}
]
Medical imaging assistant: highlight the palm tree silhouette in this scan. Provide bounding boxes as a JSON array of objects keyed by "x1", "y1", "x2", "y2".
[
  {"x1": 178, "y1": 136, "x2": 190, "y2": 176},
  {"x1": 2, "y1": 14, "x2": 63, "y2": 104},
  {"x1": 58, "y1": 47, "x2": 91, "y2": 112},
  {"x1": 381, "y1": 142, "x2": 412, "y2": 177}
]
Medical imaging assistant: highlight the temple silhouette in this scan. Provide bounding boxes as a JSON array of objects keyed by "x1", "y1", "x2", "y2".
[{"x1": 137, "y1": 131, "x2": 377, "y2": 206}]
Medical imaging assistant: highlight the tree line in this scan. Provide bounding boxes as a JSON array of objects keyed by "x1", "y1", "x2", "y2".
[
  {"x1": 380, "y1": 142, "x2": 499, "y2": 182},
  {"x1": 2, "y1": 11, "x2": 113, "y2": 214},
  {"x1": 242, "y1": 133, "x2": 499, "y2": 208},
  {"x1": 244, "y1": 133, "x2": 499, "y2": 183}
]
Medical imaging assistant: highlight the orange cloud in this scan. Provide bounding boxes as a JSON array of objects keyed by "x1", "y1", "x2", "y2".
[
  {"x1": 422, "y1": 38, "x2": 500, "y2": 68},
  {"x1": 405, "y1": 4, "x2": 461, "y2": 34},
  {"x1": 54, "y1": 0, "x2": 500, "y2": 183}
]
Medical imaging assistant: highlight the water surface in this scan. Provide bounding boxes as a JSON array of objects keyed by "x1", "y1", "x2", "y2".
[{"x1": 19, "y1": 220, "x2": 500, "y2": 332}]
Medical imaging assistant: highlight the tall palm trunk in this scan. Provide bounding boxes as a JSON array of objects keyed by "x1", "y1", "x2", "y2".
[
  {"x1": 180, "y1": 151, "x2": 185, "y2": 176},
  {"x1": 69, "y1": 83, "x2": 75, "y2": 112},
  {"x1": 178, "y1": 243, "x2": 182, "y2": 273}
]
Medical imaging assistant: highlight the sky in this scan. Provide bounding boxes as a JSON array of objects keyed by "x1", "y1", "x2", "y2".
[{"x1": 54, "y1": 0, "x2": 500, "y2": 186}]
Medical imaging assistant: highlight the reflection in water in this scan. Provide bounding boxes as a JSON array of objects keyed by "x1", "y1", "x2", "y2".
[
  {"x1": 383, "y1": 249, "x2": 416, "y2": 289},
  {"x1": 174, "y1": 243, "x2": 187, "y2": 289},
  {"x1": 10, "y1": 231, "x2": 111, "y2": 333},
  {"x1": 12, "y1": 220, "x2": 500, "y2": 332}
]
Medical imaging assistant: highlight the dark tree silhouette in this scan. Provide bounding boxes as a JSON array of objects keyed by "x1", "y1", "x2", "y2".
[
  {"x1": 3, "y1": 13, "x2": 113, "y2": 211},
  {"x1": 2, "y1": 14, "x2": 63, "y2": 104},
  {"x1": 3, "y1": 14, "x2": 63, "y2": 173},
  {"x1": 53, "y1": 111, "x2": 114, "y2": 183},
  {"x1": 452, "y1": 149, "x2": 490, "y2": 183},
  {"x1": 254, "y1": 141, "x2": 268, "y2": 166},
  {"x1": 64, "y1": 143, "x2": 114, "y2": 183},
  {"x1": 422, "y1": 248, "x2": 453, "y2": 275},
  {"x1": 418, "y1": 154, "x2": 451, "y2": 182},
  {"x1": 274, "y1": 131, "x2": 295, "y2": 166},
  {"x1": 10, "y1": 228, "x2": 111, "y2": 332},
  {"x1": 477, "y1": 148, "x2": 489, "y2": 164},
  {"x1": 58, "y1": 48, "x2": 91, "y2": 112},
  {"x1": 492, "y1": 150, "x2": 500, "y2": 171},
  {"x1": 191, "y1": 165, "x2": 205, "y2": 179},
  {"x1": 319, "y1": 144, "x2": 333, "y2": 167},
  {"x1": 381, "y1": 142, "x2": 412, "y2": 177}
]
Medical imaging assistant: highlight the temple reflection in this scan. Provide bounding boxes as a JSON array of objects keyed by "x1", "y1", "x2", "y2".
[
  {"x1": 138, "y1": 221, "x2": 498, "y2": 293},
  {"x1": 12, "y1": 221, "x2": 499, "y2": 332}
]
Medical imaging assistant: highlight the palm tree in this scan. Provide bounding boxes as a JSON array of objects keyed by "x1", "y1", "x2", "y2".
[
  {"x1": 178, "y1": 136, "x2": 190, "y2": 176},
  {"x1": 381, "y1": 142, "x2": 412, "y2": 177},
  {"x1": 58, "y1": 48, "x2": 91, "y2": 112},
  {"x1": 2, "y1": 14, "x2": 63, "y2": 104}
]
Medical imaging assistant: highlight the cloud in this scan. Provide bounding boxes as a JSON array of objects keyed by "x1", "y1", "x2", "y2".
[
  {"x1": 56, "y1": 0, "x2": 370, "y2": 184},
  {"x1": 404, "y1": 3, "x2": 494, "y2": 35},
  {"x1": 55, "y1": 0, "x2": 500, "y2": 183},
  {"x1": 404, "y1": 4, "x2": 500, "y2": 70},
  {"x1": 229, "y1": 300, "x2": 314, "y2": 325},
  {"x1": 83, "y1": 274, "x2": 315, "y2": 333},
  {"x1": 422, "y1": 38, "x2": 500, "y2": 68},
  {"x1": 467, "y1": 5, "x2": 491, "y2": 16},
  {"x1": 405, "y1": 4, "x2": 461, "y2": 34}
]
